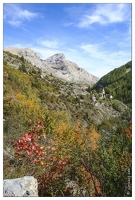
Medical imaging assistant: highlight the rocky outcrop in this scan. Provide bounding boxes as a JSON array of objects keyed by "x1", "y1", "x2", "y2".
[
  {"x1": 4, "y1": 47, "x2": 44, "y2": 71},
  {"x1": 3, "y1": 176, "x2": 38, "y2": 197},
  {"x1": 44, "y1": 53, "x2": 99, "y2": 85},
  {"x1": 4, "y1": 47, "x2": 99, "y2": 85},
  {"x1": 65, "y1": 180, "x2": 90, "y2": 196}
]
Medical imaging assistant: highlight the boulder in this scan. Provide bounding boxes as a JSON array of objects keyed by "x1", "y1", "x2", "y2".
[{"x1": 3, "y1": 176, "x2": 38, "y2": 197}]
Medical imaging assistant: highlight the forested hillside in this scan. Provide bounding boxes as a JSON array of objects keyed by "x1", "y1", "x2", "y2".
[
  {"x1": 3, "y1": 51, "x2": 132, "y2": 197},
  {"x1": 92, "y1": 61, "x2": 132, "y2": 105}
]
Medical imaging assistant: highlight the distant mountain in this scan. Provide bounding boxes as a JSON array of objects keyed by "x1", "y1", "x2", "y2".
[
  {"x1": 4, "y1": 47, "x2": 99, "y2": 86},
  {"x1": 92, "y1": 61, "x2": 132, "y2": 104}
]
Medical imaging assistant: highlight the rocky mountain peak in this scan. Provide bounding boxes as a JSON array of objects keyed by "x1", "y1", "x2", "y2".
[
  {"x1": 4, "y1": 47, "x2": 99, "y2": 86},
  {"x1": 45, "y1": 53, "x2": 66, "y2": 62}
]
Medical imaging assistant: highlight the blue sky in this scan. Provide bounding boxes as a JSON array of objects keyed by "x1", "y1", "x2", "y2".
[{"x1": 3, "y1": 3, "x2": 132, "y2": 78}]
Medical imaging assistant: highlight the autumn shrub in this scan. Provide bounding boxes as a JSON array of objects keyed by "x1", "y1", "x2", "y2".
[
  {"x1": 12, "y1": 120, "x2": 72, "y2": 196},
  {"x1": 5, "y1": 114, "x2": 101, "y2": 197}
]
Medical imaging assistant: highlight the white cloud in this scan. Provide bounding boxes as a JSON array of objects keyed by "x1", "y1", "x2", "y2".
[
  {"x1": 63, "y1": 22, "x2": 74, "y2": 27},
  {"x1": 79, "y1": 42, "x2": 131, "y2": 77},
  {"x1": 4, "y1": 4, "x2": 39, "y2": 27},
  {"x1": 37, "y1": 39, "x2": 60, "y2": 49},
  {"x1": 78, "y1": 4, "x2": 131, "y2": 28},
  {"x1": 66, "y1": 48, "x2": 76, "y2": 53},
  {"x1": 18, "y1": 9, "x2": 38, "y2": 20},
  {"x1": 80, "y1": 42, "x2": 130, "y2": 62},
  {"x1": 32, "y1": 45, "x2": 78, "y2": 60},
  {"x1": 80, "y1": 43, "x2": 106, "y2": 60},
  {"x1": 8, "y1": 20, "x2": 22, "y2": 27},
  {"x1": 31, "y1": 46, "x2": 62, "y2": 59}
]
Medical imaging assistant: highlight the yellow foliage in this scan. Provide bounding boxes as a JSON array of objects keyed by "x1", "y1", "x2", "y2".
[
  {"x1": 72, "y1": 122, "x2": 100, "y2": 151},
  {"x1": 86, "y1": 125, "x2": 100, "y2": 150},
  {"x1": 15, "y1": 93, "x2": 26, "y2": 100},
  {"x1": 15, "y1": 92, "x2": 40, "y2": 111}
]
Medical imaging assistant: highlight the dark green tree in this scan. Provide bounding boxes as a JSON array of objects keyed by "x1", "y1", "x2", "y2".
[
  {"x1": 93, "y1": 125, "x2": 132, "y2": 197},
  {"x1": 21, "y1": 55, "x2": 25, "y2": 63}
]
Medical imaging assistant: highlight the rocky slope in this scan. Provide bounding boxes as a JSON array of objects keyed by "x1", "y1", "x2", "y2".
[
  {"x1": 3, "y1": 50, "x2": 131, "y2": 127},
  {"x1": 4, "y1": 47, "x2": 99, "y2": 85}
]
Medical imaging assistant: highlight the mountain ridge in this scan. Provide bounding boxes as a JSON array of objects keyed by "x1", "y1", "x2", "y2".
[
  {"x1": 4, "y1": 47, "x2": 99, "y2": 85},
  {"x1": 92, "y1": 61, "x2": 132, "y2": 105},
  {"x1": 3, "y1": 50, "x2": 131, "y2": 127}
]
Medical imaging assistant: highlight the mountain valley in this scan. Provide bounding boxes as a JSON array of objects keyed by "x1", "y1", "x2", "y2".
[{"x1": 3, "y1": 49, "x2": 132, "y2": 197}]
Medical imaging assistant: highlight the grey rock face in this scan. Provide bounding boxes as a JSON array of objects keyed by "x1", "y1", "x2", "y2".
[
  {"x1": 4, "y1": 47, "x2": 44, "y2": 70},
  {"x1": 44, "y1": 54, "x2": 99, "y2": 85},
  {"x1": 3, "y1": 176, "x2": 38, "y2": 197},
  {"x1": 45, "y1": 53, "x2": 66, "y2": 63},
  {"x1": 4, "y1": 47, "x2": 99, "y2": 85}
]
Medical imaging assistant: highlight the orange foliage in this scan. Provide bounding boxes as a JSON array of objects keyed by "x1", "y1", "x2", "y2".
[
  {"x1": 72, "y1": 122, "x2": 101, "y2": 196},
  {"x1": 86, "y1": 125, "x2": 100, "y2": 150},
  {"x1": 122, "y1": 121, "x2": 132, "y2": 138},
  {"x1": 89, "y1": 172, "x2": 102, "y2": 196},
  {"x1": 81, "y1": 159, "x2": 102, "y2": 196}
]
